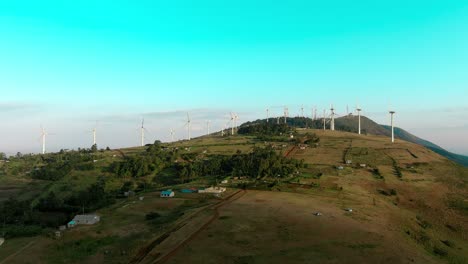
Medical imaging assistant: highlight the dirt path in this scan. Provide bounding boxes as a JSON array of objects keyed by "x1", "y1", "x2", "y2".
[
  {"x1": 154, "y1": 190, "x2": 246, "y2": 264},
  {"x1": 0, "y1": 240, "x2": 35, "y2": 264},
  {"x1": 284, "y1": 146, "x2": 296, "y2": 157},
  {"x1": 132, "y1": 190, "x2": 246, "y2": 264}
]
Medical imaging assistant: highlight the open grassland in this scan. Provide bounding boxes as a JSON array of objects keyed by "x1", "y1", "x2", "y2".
[{"x1": 1, "y1": 130, "x2": 467, "y2": 263}]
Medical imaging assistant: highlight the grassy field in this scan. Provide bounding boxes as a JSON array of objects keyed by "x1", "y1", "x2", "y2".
[{"x1": 1, "y1": 130, "x2": 467, "y2": 263}]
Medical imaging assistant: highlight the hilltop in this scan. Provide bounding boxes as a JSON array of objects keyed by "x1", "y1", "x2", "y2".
[
  {"x1": 0, "y1": 123, "x2": 467, "y2": 264},
  {"x1": 242, "y1": 115, "x2": 468, "y2": 167}
]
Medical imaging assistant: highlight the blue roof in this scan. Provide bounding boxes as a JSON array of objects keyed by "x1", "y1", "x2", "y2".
[
  {"x1": 68, "y1": 220, "x2": 76, "y2": 225},
  {"x1": 161, "y1": 191, "x2": 173, "y2": 195}
]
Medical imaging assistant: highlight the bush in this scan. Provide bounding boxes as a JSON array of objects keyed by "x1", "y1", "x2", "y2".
[
  {"x1": 145, "y1": 212, "x2": 161, "y2": 220},
  {"x1": 2, "y1": 225, "x2": 42, "y2": 238}
]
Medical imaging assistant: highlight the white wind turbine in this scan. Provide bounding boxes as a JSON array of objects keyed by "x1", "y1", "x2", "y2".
[
  {"x1": 356, "y1": 105, "x2": 362, "y2": 135},
  {"x1": 229, "y1": 112, "x2": 235, "y2": 135},
  {"x1": 139, "y1": 118, "x2": 147, "y2": 147},
  {"x1": 184, "y1": 113, "x2": 192, "y2": 140},
  {"x1": 389, "y1": 109, "x2": 396, "y2": 143},
  {"x1": 266, "y1": 108, "x2": 270, "y2": 123},
  {"x1": 170, "y1": 128, "x2": 175, "y2": 142},
  {"x1": 40, "y1": 126, "x2": 55, "y2": 154},
  {"x1": 330, "y1": 104, "x2": 335, "y2": 131},
  {"x1": 322, "y1": 109, "x2": 327, "y2": 130},
  {"x1": 284, "y1": 106, "x2": 289, "y2": 124},
  {"x1": 206, "y1": 120, "x2": 211, "y2": 135},
  {"x1": 221, "y1": 124, "x2": 226, "y2": 136},
  {"x1": 89, "y1": 121, "x2": 98, "y2": 146}
]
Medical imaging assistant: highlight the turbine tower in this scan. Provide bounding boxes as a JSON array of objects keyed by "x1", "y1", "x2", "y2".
[
  {"x1": 140, "y1": 118, "x2": 145, "y2": 147},
  {"x1": 389, "y1": 110, "x2": 396, "y2": 143},
  {"x1": 356, "y1": 106, "x2": 362, "y2": 135},
  {"x1": 266, "y1": 108, "x2": 270, "y2": 123},
  {"x1": 91, "y1": 121, "x2": 98, "y2": 146},
  {"x1": 322, "y1": 109, "x2": 326, "y2": 130},
  {"x1": 170, "y1": 129, "x2": 175, "y2": 142},
  {"x1": 284, "y1": 107, "x2": 289, "y2": 124},
  {"x1": 185, "y1": 113, "x2": 192, "y2": 140},
  {"x1": 206, "y1": 120, "x2": 211, "y2": 135},
  {"x1": 230, "y1": 113, "x2": 235, "y2": 135},
  {"x1": 40, "y1": 126, "x2": 47, "y2": 154},
  {"x1": 301, "y1": 105, "x2": 304, "y2": 118},
  {"x1": 330, "y1": 105, "x2": 335, "y2": 131}
]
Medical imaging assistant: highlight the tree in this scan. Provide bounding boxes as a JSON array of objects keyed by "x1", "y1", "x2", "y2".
[
  {"x1": 91, "y1": 144, "x2": 98, "y2": 153},
  {"x1": 0, "y1": 152, "x2": 6, "y2": 160}
]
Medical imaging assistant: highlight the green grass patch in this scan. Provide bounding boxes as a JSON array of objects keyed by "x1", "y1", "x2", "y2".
[{"x1": 51, "y1": 236, "x2": 118, "y2": 262}]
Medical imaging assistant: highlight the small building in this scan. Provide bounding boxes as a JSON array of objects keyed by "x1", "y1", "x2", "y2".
[
  {"x1": 298, "y1": 144, "x2": 308, "y2": 150},
  {"x1": 198, "y1": 187, "x2": 226, "y2": 194},
  {"x1": 359, "y1": 164, "x2": 367, "y2": 168},
  {"x1": 55, "y1": 231, "x2": 62, "y2": 238},
  {"x1": 337, "y1": 166, "x2": 344, "y2": 170},
  {"x1": 59, "y1": 225, "x2": 67, "y2": 231},
  {"x1": 221, "y1": 180, "x2": 229, "y2": 184},
  {"x1": 346, "y1": 160, "x2": 353, "y2": 165},
  {"x1": 67, "y1": 220, "x2": 76, "y2": 228},
  {"x1": 160, "y1": 190, "x2": 175, "y2": 198},
  {"x1": 70, "y1": 214, "x2": 101, "y2": 226},
  {"x1": 181, "y1": 188, "x2": 197, "y2": 193}
]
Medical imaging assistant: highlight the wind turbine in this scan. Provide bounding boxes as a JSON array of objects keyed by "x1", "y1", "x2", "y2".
[
  {"x1": 206, "y1": 120, "x2": 211, "y2": 135},
  {"x1": 301, "y1": 105, "x2": 304, "y2": 118},
  {"x1": 330, "y1": 105, "x2": 335, "y2": 131},
  {"x1": 221, "y1": 124, "x2": 226, "y2": 136},
  {"x1": 266, "y1": 108, "x2": 270, "y2": 123},
  {"x1": 91, "y1": 121, "x2": 98, "y2": 146},
  {"x1": 170, "y1": 129, "x2": 175, "y2": 142},
  {"x1": 40, "y1": 126, "x2": 54, "y2": 154},
  {"x1": 389, "y1": 110, "x2": 396, "y2": 143},
  {"x1": 40, "y1": 126, "x2": 47, "y2": 154},
  {"x1": 139, "y1": 118, "x2": 146, "y2": 147},
  {"x1": 322, "y1": 109, "x2": 326, "y2": 130},
  {"x1": 284, "y1": 107, "x2": 289, "y2": 124},
  {"x1": 229, "y1": 113, "x2": 235, "y2": 135},
  {"x1": 356, "y1": 105, "x2": 362, "y2": 135},
  {"x1": 185, "y1": 113, "x2": 192, "y2": 140}
]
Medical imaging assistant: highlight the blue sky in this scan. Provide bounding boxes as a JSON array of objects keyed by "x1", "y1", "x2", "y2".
[{"x1": 0, "y1": 1, "x2": 467, "y2": 155}]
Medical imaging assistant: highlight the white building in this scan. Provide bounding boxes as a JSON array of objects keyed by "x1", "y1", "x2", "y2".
[
  {"x1": 68, "y1": 214, "x2": 100, "y2": 227},
  {"x1": 160, "y1": 190, "x2": 175, "y2": 198},
  {"x1": 199, "y1": 187, "x2": 227, "y2": 194}
]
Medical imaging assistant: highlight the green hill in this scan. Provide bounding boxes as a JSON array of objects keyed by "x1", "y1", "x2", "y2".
[
  {"x1": 242, "y1": 116, "x2": 468, "y2": 167},
  {"x1": 1, "y1": 127, "x2": 467, "y2": 263}
]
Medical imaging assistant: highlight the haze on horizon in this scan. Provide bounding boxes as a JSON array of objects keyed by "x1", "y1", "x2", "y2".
[{"x1": 0, "y1": 1, "x2": 467, "y2": 155}]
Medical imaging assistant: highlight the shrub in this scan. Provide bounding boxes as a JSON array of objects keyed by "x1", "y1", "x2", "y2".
[{"x1": 145, "y1": 212, "x2": 161, "y2": 220}]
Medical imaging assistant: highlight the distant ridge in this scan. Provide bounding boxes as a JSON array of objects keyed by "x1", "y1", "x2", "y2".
[{"x1": 240, "y1": 115, "x2": 468, "y2": 167}]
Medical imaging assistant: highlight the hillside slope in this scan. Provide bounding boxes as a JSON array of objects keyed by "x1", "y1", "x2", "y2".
[
  {"x1": 380, "y1": 125, "x2": 468, "y2": 167},
  {"x1": 242, "y1": 116, "x2": 468, "y2": 167},
  {"x1": 1, "y1": 130, "x2": 467, "y2": 263}
]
